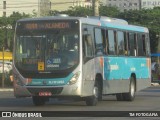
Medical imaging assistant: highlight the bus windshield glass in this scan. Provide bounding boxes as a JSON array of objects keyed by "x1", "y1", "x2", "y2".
[{"x1": 15, "y1": 20, "x2": 79, "y2": 73}]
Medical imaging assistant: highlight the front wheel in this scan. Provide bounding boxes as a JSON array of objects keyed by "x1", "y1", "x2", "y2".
[{"x1": 86, "y1": 84, "x2": 98, "y2": 106}]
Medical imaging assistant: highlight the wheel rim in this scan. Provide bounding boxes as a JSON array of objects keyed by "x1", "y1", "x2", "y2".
[
  {"x1": 93, "y1": 86, "x2": 98, "y2": 98},
  {"x1": 130, "y1": 80, "x2": 135, "y2": 97}
]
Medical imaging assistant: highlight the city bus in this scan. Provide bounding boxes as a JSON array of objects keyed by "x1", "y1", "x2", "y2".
[{"x1": 13, "y1": 15, "x2": 151, "y2": 106}]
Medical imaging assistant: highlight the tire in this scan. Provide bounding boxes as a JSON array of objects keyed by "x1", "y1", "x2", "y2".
[
  {"x1": 123, "y1": 76, "x2": 136, "y2": 101},
  {"x1": 96, "y1": 76, "x2": 102, "y2": 101},
  {"x1": 116, "y1": 93, "x2": 124, "y2": 101},
  {"x1": 86, "y1": 82, "x2": 98, "y2": 106},
  {"x1": 32, "y1": 96, "x2": 46, "y2": 106}
]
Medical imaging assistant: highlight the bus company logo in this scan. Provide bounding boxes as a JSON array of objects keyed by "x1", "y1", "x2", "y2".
[{"x1": 2, "y1": 112, "x2": 11, "y2": 117}]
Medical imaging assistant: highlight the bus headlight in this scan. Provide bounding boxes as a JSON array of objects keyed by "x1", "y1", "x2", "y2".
[{"x1": 68, "y1": 72, "x2": 80, "y2": 85}]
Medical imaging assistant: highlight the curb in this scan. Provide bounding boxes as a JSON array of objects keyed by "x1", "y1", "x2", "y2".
[{"x1": 0, "y1": 88, "x2": 13, "y2": 91}]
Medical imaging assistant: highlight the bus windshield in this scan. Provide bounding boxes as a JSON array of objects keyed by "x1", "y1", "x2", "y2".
[{"x1": 14, "y1": 20, "x2": 79, "y2": 74}]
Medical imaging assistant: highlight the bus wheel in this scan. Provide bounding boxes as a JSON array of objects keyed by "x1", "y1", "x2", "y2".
[
  {"x1": 123, "y1": 76, "x2": 136, "y2": 101},
  {"x1": 85, "y1": 82, "x2": 98, "y2": 106},
  {"x1": 96, "y1": 76, "x2": 102, "y2": 101},
  {"x1": 116, "y1": 93, "x2": 124, "y2": 101},
  {"x1": 32, "y1": 96, "x2": 46, "y2": 106}
]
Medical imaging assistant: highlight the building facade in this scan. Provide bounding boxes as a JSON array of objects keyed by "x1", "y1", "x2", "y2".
[
  {"x1": 0, "y1": 0, "x2": 39, "y2": 17},
  {"x1": 103, "y1": 0, "x2": 141, "y2": 12},
  {"x1": 1, "y1": 0, "x2": 159, "y2": 17},
  {"x1": 102, "y1": 0, "x2": 160, "y2": 12},
  {"x1": 141, "y1": 0, "x2": 160, "y2": 9},
  {"x1": 0, "y1": 0, "x2": 50, "y2": 17},
  {"x1": 50, "y1": 0, "x2": 92, "y2": 11},
  {"x1": 39, "y1": 0, "x2": 50, "y2": 16}
]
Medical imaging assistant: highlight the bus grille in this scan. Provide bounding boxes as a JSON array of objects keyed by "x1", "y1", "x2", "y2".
[{"x1": 27, "y1": 87, "x2": 63, "y2": 95}]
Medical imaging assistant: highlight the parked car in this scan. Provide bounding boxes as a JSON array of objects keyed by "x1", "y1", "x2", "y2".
[
  {"x1": 0, "y1": 61, "x2": 12, "y2": 72},
  {"x1": 0, "y1": 64, "x2": 11, "y2": 73}
]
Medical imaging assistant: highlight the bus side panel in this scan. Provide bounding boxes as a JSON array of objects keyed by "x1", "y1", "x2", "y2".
[
  {"x1": 81, "y1": 56, "x2": 104, "y2": 96},
  {"x1": 103, "y1": 56, "x2": 151, "y2": 94},
  {"x1": 82, "y1": 59, "x2": 95, "y2": 96},
  {"x1": 103, "y1": 80, "x2": 130, "y2": 94}
]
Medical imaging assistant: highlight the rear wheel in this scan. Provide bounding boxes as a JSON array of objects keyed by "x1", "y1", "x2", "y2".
[
  {"x1": 116, "y1": 93, "x2": 124, "y2": 101},
  {"x1": 32, "y1": 96, "x2": 46, "y2": 106},
  {"x1": 123, "y1": 76, "x2": 136, "y2": 101}
]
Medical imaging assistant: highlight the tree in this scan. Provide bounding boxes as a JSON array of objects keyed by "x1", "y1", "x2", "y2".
[
  {"x1": 50, "y1": 6, "x2": 93, "y2": 17},
  {"x1": 0, "y1": 12, "x2": 30, "y2": 51},
  {"x1": 118, "y1": 7, "x2": 160, "y2": 53},
  {"x1": 49, "y1": 5, "x2": 119, "y2": 18},
  {"x1": 99, "y1": 4, "x2": 120, "y2": 17}
]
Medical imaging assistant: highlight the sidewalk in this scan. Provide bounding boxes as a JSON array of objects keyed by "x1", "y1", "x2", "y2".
[{"x1": 0, "y1": 87, "x2": 13, "y2": 91}]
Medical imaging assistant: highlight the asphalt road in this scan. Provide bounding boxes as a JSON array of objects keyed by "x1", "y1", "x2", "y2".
[{"x1": 0, "y1": 85, "x2": 160, "y2": 120}]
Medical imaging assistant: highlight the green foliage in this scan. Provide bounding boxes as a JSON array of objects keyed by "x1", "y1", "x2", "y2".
[
  {"x1": 0, "y1": 6, "x2": 160, "y2": 53},
  {"x1": 0, "y1": 71, "x2": 13, "y2": 87},
  {"x1": 9, "y1": 12, "x2": 30, "y2": 29},
  {"x1": 99, "y1": 5, "x2": 120, "y2": 17},
  {"x1": 0, "y1": 12, "x2": 30, "y2": 51},
  {"x1": 118, "y1": 7, "x2": 160, "y2": 53},
  {"x1": 50, "y1": 6, "x2": 93, "y2": 16},
  {"x1": 49, "y1": 5, "x2": 120, "y2": 17}
]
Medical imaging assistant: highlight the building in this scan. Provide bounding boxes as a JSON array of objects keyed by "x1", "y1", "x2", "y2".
[
  {"x1": 102, "y1": 0, "x2": 160, "y2": 12},
  {"x1": 0, "y1": 0, "x2": 50, "y2": 17},
  {"x1": 50, "y1": 0, "x2": 92, "y2": 11},
  {"x1": 103, "y1": 0, "x2": 141, "y2": 12},
  {"x1": 39, "y1": 0, "x2": 50, "y2": 16},
  {"x1": 0, "y1": 0, "x2": 38, "y2": 17},
  {"x1": 141, "y1": 0, "x2": 160, "y2": 9}
]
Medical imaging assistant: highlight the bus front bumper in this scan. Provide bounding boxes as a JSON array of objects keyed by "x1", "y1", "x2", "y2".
[{"x1": 14, "y1": 84, "x2": 81, "y2": 98}]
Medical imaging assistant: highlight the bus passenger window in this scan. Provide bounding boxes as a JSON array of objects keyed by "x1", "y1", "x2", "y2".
[
  {"x1": 137, "y1": 34, "x2": 145, "y2": 56},
  {"x1": 83, "y1": 35, "x2": 93, "y2": 57},
  {"x1": 108, "y1": 30, "x2": 115, "y2": 55},
  {"x1": 95, "y1": 28, "x2": 103, "y2": 55},
  {"x1": 105, "y1": 30, "x2": 109, "y2": 55},
  {"x1": 117, "y1": 31, "x2": 125, "y2": 55},
  {"x1": 124, "y1": 32, "x2": 128, "y2": 55},
  {"x1": 127, "y1": 33, "x2": 130, "y2": 55},
  {"x1": 128, "y1": 33, "x2": 137, "y2": 56},
  {"x1": 142, "y1": 35, "x2": 146, "y2": 55}
]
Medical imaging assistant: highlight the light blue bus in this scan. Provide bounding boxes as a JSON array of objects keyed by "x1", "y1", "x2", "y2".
[{"x1": 13, "y1": 15, "x2": 151, "y2": 106}]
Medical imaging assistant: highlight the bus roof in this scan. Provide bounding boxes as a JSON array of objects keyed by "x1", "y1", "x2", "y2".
[{"x1": 17, "y1": 16, "x2": 149, "y2": 33}]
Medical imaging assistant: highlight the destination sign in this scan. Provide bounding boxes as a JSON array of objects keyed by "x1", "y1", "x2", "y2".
[{"x1": 24, "y1": 22, "x2": 70, "y2": 30}]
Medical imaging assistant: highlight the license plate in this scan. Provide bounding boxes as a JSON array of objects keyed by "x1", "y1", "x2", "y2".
[{"x1": 39, "y1": 92, "x2": 52, "y2": 96}]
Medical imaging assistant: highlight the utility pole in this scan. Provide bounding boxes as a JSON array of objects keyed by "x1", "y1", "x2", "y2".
[
  {"x1": 2, "y1": 46, "x2": 5, "y2": 88},
  {"x1": 2, "y1": 1, "x2": 7, "y2": 88},
  {"x1": 93, "y1": 0, "x2": 99, "y2": 16},
  {"x1": 38, "y1": 0, "x2": 41, "y2": 17}
]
